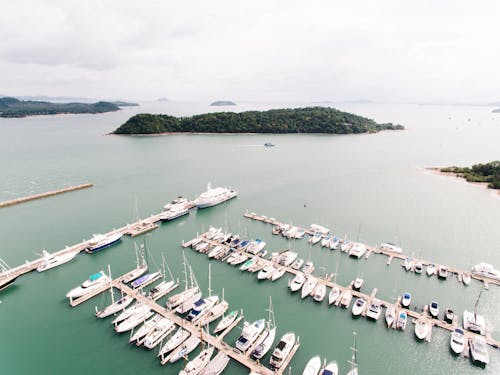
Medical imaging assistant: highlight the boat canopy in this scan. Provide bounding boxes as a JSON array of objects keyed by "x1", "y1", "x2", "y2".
[{"x1": 89, "y1": 272, "x2": 102, "y2": 281}]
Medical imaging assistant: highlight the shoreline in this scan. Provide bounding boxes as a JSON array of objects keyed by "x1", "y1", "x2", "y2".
[{"x1": 107, "y1": 131, "x2": 385, "y2": 137}]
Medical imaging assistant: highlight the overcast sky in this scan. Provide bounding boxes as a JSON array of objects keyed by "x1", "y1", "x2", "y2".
[{"x1": 1, "y1": 0, "x2": 499, "y2": 102}]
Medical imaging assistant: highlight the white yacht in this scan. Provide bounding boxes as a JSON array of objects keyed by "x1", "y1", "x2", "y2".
[
  {"x1": 271, "y1": 267, "x2": 286, "y2": 281},
  {"x1": 302, "y1": 261, "x2": 315, "y2": 274},
  {"x1": 159, "y1": 205, "x2": 190, "y2": 221},
  {"x1": 198, "y1": 300, "x2": 229, "y2": 326},
  {"x1": 379, "y1": 242, "x2": 403, "y2": 253},
  {"x1": 246, "y1": 239, "x2": 266, "y2": 255},
  {"x1": 158, "y1": 327, "x2": 190, "y2": 357},
  {"x1": 396, "y1": 311, "x2": 407, "y2": 330},
  {"x1": 251, "y1": 326, "x2": 277, "y2": 360},
  {"x1": 469, "y1": 336, "x2": 489, "y2": 365},
  {"x1": 328, "y1": 286, "x2": 341, "y2": 305},
  {"x1": 201, "y1": 351, "x2": 230, "y2": 375},
  {"x1": 320, "y1": 361, "x2": 338, "y2": 375},
  {"x1": 115, "y1": 308, "x2": 153, "y2": 333},
  {"x1": 235, "y1": 319, "x2": 265, "y2": 352},
  {"x1": 163, "y1": 196, "x2": 189, "y2": 211},
  {"x1": 148, "y1": 280, "x2": 177, "y2": 301},
  {"x1": 258, "y1": 265, "x2": 275, "y2": 280},
  {"x1": 414, "y1": 317, "x2": 429, "y2": 340},
  {"x1": 269, "y1": 332, "x2": 296, "y2": 369},
  {"x1": 169, "y1": 335, "x2": 201, "y2": 363},
  {"x1": 426, "y1": 263, "x2": 437, "y2": 276},
  {"x1": 289, "y1": 273, "x2": 306, "y2": 292},
  {"x1": 239, "y1": 258, "x2": 256, "y2": 271},
  {"x1": 313, "y1": 283, "x2": 326, "y2": 302},
  {"x1": 291, "y1": 258, "x2": 304, "y2": 270},
  {"x1": 302, "y1": 356, "x2": 322, "y2": 375},
  {"x1": 340, "y1": 240, "x2": 351, "y2": 252},
  {"x1": 213, "y1": 310, "x2": 238, "y2": 334},
  {"x1": 96, "y1": 294, "x2": 134, "y2": 318},
  {"x1": 472, "y1": 263, "x2": 500, "y2": 281},
  {"x1": 66, "y1": 271, "x2": 111, "y2": 299},
  {"x1": 175, "y1": 290, "x2": 203, "y2": 314},
  {"x1": 463, "y1": 310, "x2": 486, "y2": 335},
  {"x1": 130, "y1": 314, "x2": 163, "y2": 344},
  {"x1": 352, "y1": 278, "x2": 364, "y2": 291},
  {"x1": 450, "y1": 328, "x2": 465, "y2": 355},
  {"x1": 143, "y1": 318, "x2": 175, "y2": 349},
  {"x1": 352, "y1": 298, "x2": 366, "y2": 316},
  {"x1": 401, "y1": 293, "x2": 411, "y2": 308},
  {"x1": 329, "y1": 237, "x2": 341, "y2": 250},
  {"x1": 276, "y1": 251, "x2": 298, "y2": 267},
  {"x1": 366, "y1": 300, "x2": 382, "y2": 320},
  {"x1": 340, "y1": 290, "x2": 353, "y2": 308},
  {"x1": 166, "y1": 287, "x2": 199, "y2": 309},
  {"x1": 36, "y1": 250, "x2": 78, "y2": 272},
  {"x1": 301, "y1": 275, "x2": 318, "y2": 299},
  {"x1": 429, "y1": 301, "x2": 439, "y2": 318},
  {"x1": 310, "y1": 232, "x2": 323, "y2": 245},
  {"x1": 179, "y1": 346, "x2": 215, "y2": 375},
  {"x1": 187, "y1": 296, "x2": 219, "y2": 323},
  {"x1": 194, "y1": 186, "x2": 237, "y2": 208},
  {"x1": 321, "y1": 234, "x2": 333, "y2": 247},
  {"x1": 349, "y1": 243, "x2": 366, "y2": 259},
  {"x1": 385, "y1": 305, "x2": 396, "y2": 327}
]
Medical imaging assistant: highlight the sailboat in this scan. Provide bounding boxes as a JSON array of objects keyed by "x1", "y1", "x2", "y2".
[
  {"x1": 129, "y1": 314, "x2": 163, "y2": 344},
  {"x1": 463, "y1": 288, "x2": 486, "y2": 335},
  {"x1": 198, "y1": 288, "x2": 229, "y2": 326},
  {"x1": 179, "y1": 345, "x2": 215, "y2": 375},
  {"x1": 95, "y1": 267, "x2": 134, "y2": 319},
  {"x1": 213, "y1": 310, "x2": 238, "y2": 334},
  {"x1": 0, "y1": 258, "x2": 18, "y2": 291},
  {"x1": 186, "y1": 264, "x2": 219, "y2": 322},
  {"x1": 346, "y1": 332, "x2": 358, "y2": 375},
  {"x1": 251, "y1": 296, "x2": 277, "y2": 359},
  {"x1": 169, "y1": 335, "x2": 201, "y2": 363},
  {"x1": 142, "y1": 317, "x2": 175, "y2": 349},
  {"x1": 122, "y1": 243, "x2": 148, "y2": 283},
  {"x1": 200, "y1": 351, "x2": 230, "y2": 375},
  {"x1": 167, "y1": 253, "x2": 200, "y2": 310},
  {"x1": 158, "y1": 327, "x2": 190, "y2": 357}
]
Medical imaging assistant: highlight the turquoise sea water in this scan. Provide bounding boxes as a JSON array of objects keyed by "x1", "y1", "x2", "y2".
[{"x1": 0, "y1": 101, "x2": 499, "y2": 374}]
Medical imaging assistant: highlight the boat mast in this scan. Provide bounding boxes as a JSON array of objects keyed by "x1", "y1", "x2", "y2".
[
  {"x1": 182, "y1": 252, "x2": 188, "y2": 290},
  {"x1": 208, "y1": 263, "x2": 212, "y2": 297},
  {"x1": 348, "y1": 331, "x2": 358, "y2": 370},
  {"x1": 266, "y1": 296, "x2": 276, "y2": 329},
  {"x1": 162, "y1": 253, "x2": 175, "y2": 282}
]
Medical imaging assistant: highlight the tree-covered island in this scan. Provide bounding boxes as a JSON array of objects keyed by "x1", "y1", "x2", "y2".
[
  {"x1": 113, "y1": 107, "x2": 404, "y2": 135},
  {"x1": 439, "y1": 161, "x2": 500, "y2": 190}
]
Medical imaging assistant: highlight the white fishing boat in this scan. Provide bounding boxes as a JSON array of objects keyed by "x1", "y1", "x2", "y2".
[
  {"x1": 301, "y1": 275, "x2": 318, "y2": 299},
  {"x1": 169, "y1": 335, "x2": 201, "y2": 363},
  {"x1": 396, "y1": 311, "x2": 407, "y2": 330},
  {"x1": 158, "y1": 327, "x2": 190, "y2": 357},
  {"x1": 352, "y1": 277, "x2": 364, "y2": 291},
  {"x1": 129, "y1": 314, "x2": 163, "y2": 344},
  {"x1": 115, "y1": 308, "x2": 153, "y2": 333},
  {"x1": 194, "y1": 185, "x2": 237, "y2": 208},
  {"x1": 200, "y1": 351, "x2": 230, "y2": 375},
  {"x1": 426, "y1": 263, "x2": 437, "y2": 276},
  {"x1": 401, "y1": 292, "x2": 411, "y2": 308},
  {"x1": 66, "y1": 271, "x2": 111, "y2": 299},
  {"x1": 379, "y1": 242, "x2": 403, "y2": 253},
  {"x1": 302, "y1": 261, "x2": 315, "y2": 274},
  {"x1": 429, "y1": 301, "x2": 439, "y2": 318},
  {"x1": 271, "y1": 267, "x2": 286, "y2": 281},
  {"x1": 199, "y1": 300, "x2": 229, "y2": 326},
  {"x1": 302, "y1": 356, "x2": 322, "y2": 375},
  {"x1": 414, "y1": 317, "x2": 429, "y2": 340},
  {"x1": 462, "y1": 273, "x2": 471, "y2": 286},
  {"x1": 213, "y1": 310, "x2": 238, "y2": 334},
  {"x1": 289, "y1": 273, "x2": 306, "y2": 292},
  {"x1": 269, "y1": 332, "x2": 296, "y2": 369},
  {"x1": 187, "y1": 296, "x2": 219, "y2": 322},
  {"x1": 85, "y1": 232, "x2": 123, "y2": 253},
  {"x1": 385, "y1": 305, "x2": 396, "y2": 327},
  {"x1": 36, "y1": 249, "x2": 78, "y2": 272},
  {"x1": 340, "y1": 290, "x2": 353, "y2": 308},
  {"x1": 366, "y1": 300, "x2": 382, "y2": 320},
  {"x1": 320, "y1": 361, "x2": 338, "y2": 375},
  {"x1": 180, "y1": 346, "x2": 215, "y2": 375},
  {"x1": 469, "y1": 336, "x2": 489, "y2": 365},
  {"x1": 291, "y1": 258, "x2": 304, "y2": 270},
  {"x1": 96, "y1": 294, "x2": 134, "y2": 318},
  {"x1": 257, "y1": 265, "x2": 275, "y2": 280},
  {"x1": 463, "y1": 310, "x2": 486, "y2": 335},
  {"x1": 328, "y1": 286, "x2": 341, "y2": 305},
  {"x1": 471, "y1": 263, "x2": 500, "y2": 281},
  {"x1": 143, "y1": 317, "x2": 175, "y2": 349},
  {"x1": 313, "y1": 283, "x2": 326, "y2": 302},
  {"x1": 352, "y1": 298, "x2": 366, "y2": 316},
  {"x1": 235, "y1": 319, "x2": 266, "y2": 352},
  {"x1": 450, "y1": 328, "x2": 465, "y2": 355},
  {"x1": 349, "y1": 243, "x2": 366, "y2": 259}
]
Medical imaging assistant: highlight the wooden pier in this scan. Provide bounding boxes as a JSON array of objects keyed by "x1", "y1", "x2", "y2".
[{"x1": 243, "y1": 212, "x2": 500, "y2": 287}]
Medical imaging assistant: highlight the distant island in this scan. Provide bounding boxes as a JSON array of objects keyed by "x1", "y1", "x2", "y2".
[
  {"x1": 0, "y1": 97, "x2": 138, "y2": 118},
  {"x1": 435, "y1": 161, "x2": 500, "y2": 190},
  {"x1": 113, "y1": 106, "x2": 404, "y2": 135},
  {"x1": 492, "y1": 108, "x2": 500, "y2": 113},
  {"x1": 210, "y1": 101, "x2": 236, "y2": 106}
]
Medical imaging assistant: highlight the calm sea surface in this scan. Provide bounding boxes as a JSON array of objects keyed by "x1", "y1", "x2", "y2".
[{"x1": 0, "y1": 101, "x2": 499, "y2": 374}]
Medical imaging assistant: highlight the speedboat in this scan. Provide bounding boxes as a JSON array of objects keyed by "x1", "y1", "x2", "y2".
[
  {"x1": 235, "y1": 319, "x2": 265, "y2": 352},
  {"x1": 313, "y1": 283, "x2": 326, "y2": 302},
  {"x1": 201, "y1": 351, "x2": 230, "y2": 375},
  {"x1": 462, "y1": 273, "x2": 471, "y2": 286},
  {"x1": 166, "y1": 287, "x2": 199, "y2": 309},
  {"x1": 213, "y1": 310, "x2": 238, "y2": 334},
  {"x1": 158, "y1": 327, "x2": 190, "y2": 357},
  {"x1": 472, "y1": 263, "x2": 500, "y2": 281},
  {"x1": 437, "y1": 266, "x2": 448, "y2": 279},
  {"x1": 175, "y1": 289, "x2": 203, "y2": 314},
  {"x1": 401, "y1": 292, "x2": 411, "y2": 308},
  {"x1": 289, "y1": 273, "x2": 306, "y2": 292},
  {"x1": 179, "y1": 346, "x2": 214, "y2": 375},
  {"x1": 321, "y1": 234, "x2": 333, "y2": 247},
  {"x1": 402, "y1": 257, "x2": 414, "y2": 271},
  {"x1": 426, "y1": 264, "x2": 437, "y2": 276},
  {"x1": 450, "y1": 328, "x2": 465, "y2": 355},
  {"x1": 148, "y1": 280, "x2": 177, "y2": 300},
  {"x1": 96, "y1": 294, "x2": 134, "y2": 318},
  {"x1": 385, "y1": 305, "x2": 396, "y2": 327},
  {"x1": 378, "y1": 242, "x2": 403, "y2": 253},
  {"x1": 131, "y1": 272, "x2": 160, "y2": 289},
  {"x1": 352, "y1": 298, "x2": 366, "y2": 316},
  {"x1": 194, "y1": 186, "x2": 237, "y2": 209},
  {"x1": 396, "y1": 311, "x2": 407, "y2": 330},
  {"x1": 302, "y1": 261, "x2": 315, "y2": 274},
  {"x1": 429, "y1": 301, "x2": 439, "y2": 318},
  {"x1": 349, "y1": 243, "x2": 366, "y2": 258},
  {"x1": 352, "y1": 278, "x2": 363, "y2": 291},
  {"x1": 85, "y1": 233, "x2": 122, "y2": 253},
  {"x1": 366, "y1": 300, "x2": 382, "y2": 320},
  {"x1": 198, "y1": 300, "x2": 229, "y2": 326},
  {"x1": 328, "y1": 286, "x2": 341, "y2": 305},
  {"x1": 251, "y1": 326, "x2": 277, "y2": 360},
  {"x1": 414, "y1": 317, "x2": 429, "y2": 340},
  {"x1": 291, "y1": 258, "x2": 304, "y2": 270},
  {"x1": 257, "y1": 265, "x2": 275, "y2": 280},
  {"x1": 66, "y1": 271, "x2": 111, "y2": 299},
  {"x1": 309, "y1": 232, "x2": 322, "y2": 245},
  {"x1": 36, "y1": 250, "x2": 78, "y2": 272},
  {"x1": 229, "y1": 253, "x2": 248, "y2": 266},
  {"x1": 169, "y1": 335, "x2": 201, "y2": 363},
  {"x1": 463, "y1": 310, "x2": 486, "y2": 335},
  {"x1": 340, "y1": 290, "x2": 353, "y2": 308},
  {"x1": 187, "y1": 296, "x2": 219, "y2": 322},
  {"x1": 301, "y1": 275, "x2": 318, "y2": 299},
  {"x1": 271, "y1": 267, "x2": 286, "y2": 281},
  {"x1": 469, "y1": 336, "x2": 489, "y2": 365},
  {"x1": 246, "y1": 239, "x2": 266, "y2": 255},
  {"x1": 320, "y1": 361, "x2": 338, "y2": 375},
  {"x1": 302, "y1": 356, "x2": 322, "y2": 375},
  {"x1": 143, "y1": 317, "x2": 175, "y2": 349},
  {"x1": 414, "y1": 261, "x2": 423, "y2": 274},
  {"x1": 444, "y1": 308, "x2": 455, "y2": 324},
  {"x1": 269, "y1": 332, "x2": 296, "y2": 369}
]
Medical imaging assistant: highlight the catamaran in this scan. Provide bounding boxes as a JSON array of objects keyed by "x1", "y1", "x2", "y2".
[
  {"x1": 36, "y1": 249, "x2": 78, "y2": 272},
  {"x1": 194, "y1": 184, "x2": 237, "y2": 208},
  {"x1": 349, "y1": 243, "x2": 366, "y2": 259}
]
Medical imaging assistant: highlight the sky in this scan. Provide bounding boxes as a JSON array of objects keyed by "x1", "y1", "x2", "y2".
[{"x1": 1, "y1": 0, "x2": 499, "y2": 103}]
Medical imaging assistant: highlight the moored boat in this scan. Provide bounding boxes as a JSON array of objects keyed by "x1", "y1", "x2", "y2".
[
  {"x1": 194, "y1": 185, "x2": 237, "y2": 209},
  {"x1": 385, "y1": 305, "x2": 396, "y2": 327},
  {"x1": 131, "y1": 272, "x2": 160, "y2": 289},
  {"x1": 450, "y1": 328, "x2": 465, "y2": 355},
  {"x1": 429, "y1": 301, "x2": 439, "y2": 318},
  {"x1": 251, "y1": 326, "x2": 277, "y2": 359},
  {"x1": 36, "y1": 250, "x2": 78, "y2": 272},
  {"x1": 401, "y1": 292, "x2": 411, "y2": 308},
  {"x1": 235, "y1": 319, "x2": 265, "y2": 352},
  {"x1": 179, "y1": 346, "x2": 215, "y2": 375},
  {"x1": 469, "y1": 336, "x2": 489, "y2": 365},
  {"x1": 169, "y1": 335, "x2": 201, "y2": 363},
  {"x1": 328, "y1": 286, "x2": 341, "y2": 305},
  {"x1": 66, "y1": 271, "x2": 111, "y2": 299},
  {"x1": 471, "y1": 262, "x2": 500, "y2": 281},
  {"x1": 302, "y1": 356, "x2": 321, "y2": 375},
  {"x1": 85, "y1": 233, "x2": 123, "y2": 253},
  {"x1": 269, "y1": 332, "x2": 296, "y2": 369},
  {"x1": 301, "y1": 275, "x2": 317, "y2": 299},
  {"x1": 352, "y1": 298, "x2": 366, "y2": 316},
  {"x1": 313, "y1": 283, "x2": 326, "y2": 302},
  {"x1": 414, "y1": 317, "x2": 429, "y2": 340},
  {"x1": 158, "y1": 327, "x2": 190, "y2": 357},
  {"x1": 366, "y1": 300, "x2": 381, "y2": 320},
  {"x1": 213, "y1": 310, "x2": 238, "y2": 334},
  {"x1": 396, "y1": 311, "x2": 407, "y2": 330},
  {"x1": 200, "y1": 351, "x2": 230, "y2": 375},
  {"x1": 289, "y1": 273, "x2": 306, "y2": 292},
  {"x1": 320, "y1": 361, "x2": 338, "y2": 375},
  {"x1": 96, "y1": 294, "x2": 134, "y2": 318},
  {"x1": 340, "y1": 290, "x2": 353, "y2": 308}
]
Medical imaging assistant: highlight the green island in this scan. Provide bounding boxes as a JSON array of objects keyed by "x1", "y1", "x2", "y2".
[
  {"x1": 440, "y1": 161, "x2": 500, "y2": 189},
  {"x1": 0, "y1": 97, "x2": 137, "y2": 118},
  {"x1": 210, "y1": 100, "x2": 236, "y2": 106},
  {"x1": 113, "y1": 106, "x2": 404, "y2": 135}
]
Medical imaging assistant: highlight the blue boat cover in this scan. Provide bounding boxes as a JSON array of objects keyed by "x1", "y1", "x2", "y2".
[{"x1": 89, "y1": 272, "x2": 102, "y2": 281}]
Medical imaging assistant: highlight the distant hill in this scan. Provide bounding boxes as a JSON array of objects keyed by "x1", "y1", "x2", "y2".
[
  {"x1": 210, "y1": 101, "x2": 236, "y2": 106},
  {"x1": 109, "y1": 101, "x2": 139, "y2": 107},
  {"x1": 113, "y1": 106, "x2": 404, "y2": 135},
  {"x1": 0, "y1": 97, "x2": 124, "y2": 118},
  {"x1": 156, "y1": 97, "x2": 169, "y2": 102},
  {"x1": 492, "y1": 108, "x2": 500, "y2": 113}
]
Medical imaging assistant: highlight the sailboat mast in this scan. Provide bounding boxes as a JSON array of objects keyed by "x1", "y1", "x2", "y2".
[{"x1": 208, "y1": 263, "x2": 212, "y2": 297}]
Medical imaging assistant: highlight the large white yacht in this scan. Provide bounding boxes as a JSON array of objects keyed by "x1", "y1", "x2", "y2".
[
  {"x1": 269, "y1": 332, "x2": 296, "y2": 369},
  {"x1": 36, "y1": 250, "x2": 78, "y2": 272},
  {"x1": 194, "y1": 185, "x2": 237, "y2": 208},
  {"x1": 471, "y1": 263, "x2": 500, "y2": 281},
  {"x1": 235, "y1": 319, "x2": 265, "y2": 352},
  {"x1": 65, "y1": 271, "x2": 111, "y2": 299}
]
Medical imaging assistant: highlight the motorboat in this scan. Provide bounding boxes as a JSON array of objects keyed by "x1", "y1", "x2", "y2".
[
  {"x1": 169, "y1": 335, "x2": 201, "y2": 363},
  {"x1": 276, "y1": 251, "x2": 298, "y2": 267},
  {"x1": 115, "y1": 308, "x2": 153, "y2": 333},
  {"x1": 143, "y1": 317, "x2": 175, "y2": 349},
  {"x1": 229, "y1": 253, "x2": 248, "y2": 266},
  {"x1": 204, "y1": 227, "x2": 221, "y2": 240},
  {"x1": 302, "y1": 356, "x2": 322, "y2": 375},
  {"x1": 414, "y1": 317, "x2": 429, "y2": 340},
  {"x1": 396, "y1": 311, "x2": 407, "y2": 330},
  {"x1": 251, "y1": 326, "x2": 277, "y2": 359},
  {"x1": 352, "y1": 298, "x2": 366, "y2": 316},
  {"x1": 329, "y1": 237, "x2": 340, "y2": 250},
  {"x1": 349, "y1": 243, "x2": 366, "y2": 259},
  {"x1": 271, "y1": 267, "x2": 286, "y2": 281},
  {"x1": 246, "y1": 239, "x2": 266, "y2": 255},
  {"x1": 320, "y1": 361, "x2": 338, "y2": 375},
  {"x1": 194, "y1": 185, "x2": 237, "y2": 209},
  {"x1": 414, "y1": 261, "x2": 423, "y2": 274},
  {"x1": 36, "y1": 250, "x2": 78, "y2": 272},
  {"x1": 158, "y1": 327, "x2": 190, "y2": 357},
  {"x1": 248, "y1": 259, "x2": 266, "y2": 273},
  {"x1": 471, "y1": 263, "x2": 500, "y2": 281},
  {"x1": 450, "y1": 328, "x2": 465, "y2": 355},
  {"x1": 310, "y1": 224, "x2": 329, "y2": 235},
  {"x1": 131, "y1": 272, "x2": 160, "y2": 289},
  {"x1": 207, "y1": 246, "x2": 224, "y2": 259},
  {"x1": 291, "y1": 258, "x2": 304, "y2": 270},
  {"x1": 163, "y1": 196, "x2": 189, "y2": 211},
  {"x1": 463, "y1": 310, "x2": 486, "y2": 335},
  {"x1": 313, "y1": 283, "x2": 326, "y2": 302},
  {"x1": 257, "y1": 265, "x2": 275, "y2": 280},
  {"x1": 289, "y1": 273, "x2": 306, "y2": 292},
  {"x1": 96, "y1": 294, "x2": 134, "y2": 318},
  {"x1": 294, "y1": 228, "x2": 306, "y2": 239},
  {"x1": 159, "y1": 205, "x2": 189, "y2": 221},
  {"x1": 198, "y1": 300, "x2": 229, "y2": 326},
  {"x1": 378, "y1": 242, "x2": 403, "y2": 253},
  {"x1": 401, "y1": 292, "x2": 411, "y2": 308},
  {"x1": 66, "y1": 271, "x2": 111, "y2": 299},
  {"x1": 148, "y1": 280, "x2": 177, "y2": 300},
  {"x1": 130, "y1": 314, "x2": 163, "y2": 344},
  {"x1": 213, "y1": 310, "x2": 238, "y2": 334},
  {"x1": 269, "y1": 332, "x2": 296, "y2": 369},
  {"x1": 272, "y1": 225, "x2": 282, "y2": 235},
  {"x1": 309, "y1": 232, "x2": 323, "y2": 245},
  {"x1": 303, "y1": 261, "x2": 315, "y2": 274},
  {"x1": 235, "y1": 319, "x2": 265, "y2": 352},
  {"x1": 321, "y1": 234, "x2": 333, "y2": 247},
  {"x1": 426, "y1": 263, "x2": 437, "y2": 276},
  {"x1": 402, "y1": 257, "x2": 414, "y2": 271},
  {"x1": 301, "y1": 275, "x2": 318, "y2": 299},
  {"x1": 239, "y1": 258, "x2": 256, "y2": 271},
  {"x1": 166, "y1": 287, "x2": 199, "y2": 309},
  {"x1": 0, "y1": 258, "x2": 18, "y2": 291},
  {"x1": 187, "y1": 296, "x2": 219, "y2": 322},
  {"x1": 469, "y1": 336, "x2": 489, "y2": 365},
  {"x1": 179, "y1": 346, "x2": 215, "y2": 375},
  {"x1": 385, "y1": 305, "x2": 396, "y2": 327},
  {"x1": 85, "y1": 233, "x2": 122, "y2": 253},
  {"x1": 175, "y1": 290, "x2": 203, "y2": 314},
  {"x1": 444, "y1": 308, "x2": 455, "y2": 324},
  {"x1": 195, "y1": 242, "x2": 209, "y2": 252},
  {"x1": 328, "y1": 286, "x2": 341, "y2": 305},
  {"x1": 366, "y1": 300, "x2": 382, "y2": 320},
  {"x1": 200, "y1": 351, "x2": 230, "y2": 375},
  {"x1": 340, "y1": 240, "x2": 351, "y2": 252},
  {"x1": 462, "y1": 273, "x2": 471, "y2": 286},
  {"x1": 352, "y1": 278, "x2": 363, "y2": 291},
  {"x1": 437, "y1": 266, "x2": 448, "y2": 279},
  {"x1": 429, "y1": 301, "x2": 439, "y2": 318},
  {"x1": 340, "y1": 290, "x2": 353, "y2": 308}
]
